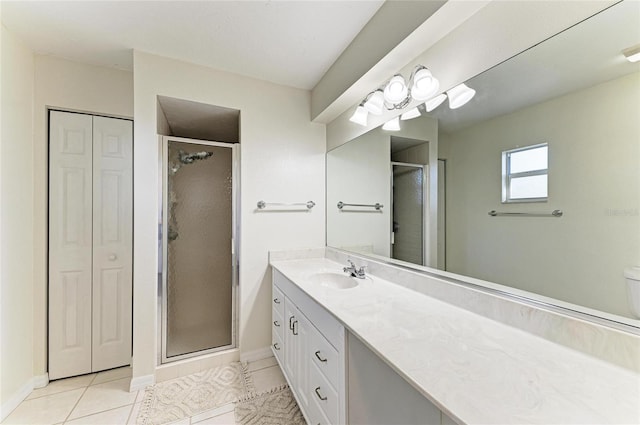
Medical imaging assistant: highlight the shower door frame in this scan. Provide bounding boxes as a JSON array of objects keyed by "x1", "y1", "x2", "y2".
[
  {"x1": 390, "y1": 161, "x2": 428, "y2": 266},
  {"x1": 160, "y1": 135, "x2": 239, "y2": 364}
]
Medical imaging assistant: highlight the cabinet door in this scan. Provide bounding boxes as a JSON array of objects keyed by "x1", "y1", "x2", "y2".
[
  {"x1": 283, "y1": 298, "x2": 297, "y2": 380},
  {"x1": 293, "y1": 306, "x2": 311, "y2": 412}
]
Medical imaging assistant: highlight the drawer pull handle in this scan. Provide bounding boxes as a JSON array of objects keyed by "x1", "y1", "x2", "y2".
[
  {"x1": 314, "y1": 387, "x2": 327, "y2": 401},
  {"x1": 292, "y1": 320, "x2": 298, "y2": 335},
  {"x1": 273, "y1": 343, "x2": 280, "y2": 350},
  {"x1": 289, "y1": 316, "x2": 295, "y2": 330},
  {"x1": 274, "y1": 298, "x2": 280, "y2": 304},
  {"x1": 273, "y1": 320, "x2": 280, "y2": 327},
  {"x1": 314, "y1": 351, "x2": 327, "y2": 362}
]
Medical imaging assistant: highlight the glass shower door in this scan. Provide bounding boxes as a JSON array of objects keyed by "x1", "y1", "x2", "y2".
[
  {"x1": 162, "y1": 138, "x2": 237, "y2": 362},
  {"x1": 391, "y1": 163, "x2": 425, "y2": 265}
]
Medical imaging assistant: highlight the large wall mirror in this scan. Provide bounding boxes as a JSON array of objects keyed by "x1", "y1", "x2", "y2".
[{"x1": 327, "y1": 1, "x2": 640, "y2": 325}]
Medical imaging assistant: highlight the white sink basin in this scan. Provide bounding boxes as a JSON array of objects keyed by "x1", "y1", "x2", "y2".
[{"x1": 308, "y1": 272, "x2": 359, "y2": 289}]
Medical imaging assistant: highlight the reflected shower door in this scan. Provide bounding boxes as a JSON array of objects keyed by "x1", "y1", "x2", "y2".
[
  {"x1": 162, "y1": 138, "x2": 237, "y2": 362},
  {"x1": 391, "y1": 163, "x2": 425, "y2": 265}
]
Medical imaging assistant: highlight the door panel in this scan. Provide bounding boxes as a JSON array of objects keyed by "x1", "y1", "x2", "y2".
[
  {"x1": 49, "y1": 111, "x2": 93, "y2": 380},
  {"x1": 92, "y1": 116, "x2": 133, "y2": 372}
]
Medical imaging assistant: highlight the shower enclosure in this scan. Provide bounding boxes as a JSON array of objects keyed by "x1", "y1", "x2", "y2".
[
  {"x1": 160, "y1": 136, "x2": 238, "y2": 363},
  {"x1": 391, "y1": 162, "x2": 426, "y2": 265}
]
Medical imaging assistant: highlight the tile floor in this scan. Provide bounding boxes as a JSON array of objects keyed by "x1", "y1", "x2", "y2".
[{"x1": 2, "y1": 357, "x2": 287, "y2": 425}]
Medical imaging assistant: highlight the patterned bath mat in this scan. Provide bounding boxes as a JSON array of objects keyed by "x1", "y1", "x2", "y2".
[
  {"x1": 235, "y1": 385, "x2": 305, "y2": 425},
  {"x1": 138, "y1": 362, "x2": 254, "y2": 425}
]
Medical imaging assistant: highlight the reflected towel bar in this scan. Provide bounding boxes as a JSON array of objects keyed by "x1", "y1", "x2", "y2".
[
  {"x1": 488, "y1": 209, "x2": 563, "y2": 217},
  {"x1": 257, "y1": 201, "x2": 315, "y2": 210},
  {"x1": 337, "y1": 201, "x2": 384, "y2": 211}
]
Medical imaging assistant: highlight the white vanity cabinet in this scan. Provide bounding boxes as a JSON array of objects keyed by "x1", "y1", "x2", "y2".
[{"x1": 272, "y1": 269, "x2": 346, "y2": 425}]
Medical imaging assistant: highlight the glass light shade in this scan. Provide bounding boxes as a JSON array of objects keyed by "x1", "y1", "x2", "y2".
[
  {"x1": 411, "y1": 68, "x2": 439, "y2": 101},
  {"x1": 424, "y1": 93, "x2": 447, "y2": 112},
  {"x1": 382, "y1": 116, "x2": 401, "y2": 131},
  {"x1": 383, "y1": 75, "x2": 408, "y2": 104},
  {"x1": 447, "y1": 83, "x2": 476, "y2": 109},
  {"x1": 349, "y1": 105, "x2": 368, "y2": 126},
  {"x1": 400, "y1": 107, "x2": 421, "y2": 120},
  {"x1": 364, "y1": 90, "x2": 385, "y2": 115}
]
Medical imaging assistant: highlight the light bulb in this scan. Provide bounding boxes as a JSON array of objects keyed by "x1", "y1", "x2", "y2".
[
  {"x1": 447, "y1": 83, "x2": 476, "y2": 109},
  {"x1": 383, "y1": 75, "x2": 408, "y2": 104},
  {"x1": 349, "y1": 105, "x2": 368, "y2": 126},
  {"x1": 424, "y1": 93, "x2": 447, "y2": 112},
  {"x1": 382, "y1": 116, "x2": 400, "y2": 131}
]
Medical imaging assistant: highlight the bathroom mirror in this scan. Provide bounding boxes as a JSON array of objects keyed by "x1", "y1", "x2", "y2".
[{"x1": 327, "y1": 1, "x2": 640, "y2": 324}]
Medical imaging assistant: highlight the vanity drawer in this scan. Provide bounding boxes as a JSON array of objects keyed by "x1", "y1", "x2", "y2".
[
  {"x1": 272, "y1": 306, "x2": 284, "y2": 342},
  {"x1": 309, "y1": 325, "x2": 339, "y2": 390},
  {"x1": 306, "y1": 384, "x2": 331, "y2": 425},
  {"x1": 272, "y1": 325, "x2": 284, "y2": 363},
  {"x1": 309, "y1": 362, "x2": 338, "y2": 425},
  {"x1": 272, "y1": 284, "x2": 285, "y2": 318}
]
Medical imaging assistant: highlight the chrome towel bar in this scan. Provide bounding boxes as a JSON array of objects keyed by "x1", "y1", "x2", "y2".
[
  {"x1": 488, "y1": 209, "x2": 563, "y2": 217},
  {"x1": 337, "y1": 201, "x2": 384, "y2": 211},
  {"x1": 257, "y1": 200, "x2": 315, "y2": 210}
]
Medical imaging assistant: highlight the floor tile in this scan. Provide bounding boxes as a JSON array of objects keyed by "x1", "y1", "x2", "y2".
[
  {"x1": 65, "y1": 405, "x2": 133, "y2": 425},
  {"x1": 26, "y1": 374, "x2": 95, "y2": 400},
  {"x1": 67, "y1": 377, "x2": 137, "y2": 420},
  {"x1": 191, "y1": 411, "x2": 236, "y2": 425},
  {"x1": 246, "y1": 356, "x2": 277, "y2": 372},
  {"x1": 166, "y1": 419, "x2": 190, "y2": 425},
  {"x1": 91, "y1": 366, "x2": 132, "y2": 385},
  {"x1": 189, "y1": 404, "x2": 234, "y2": 423},
  {"x1": 135, "y1": 390, "x2": 145, "y2": 404},
  {"x1": 126, "y1": 402, "x2": 141, "y2": 425},
  {"x1": 2, "y1": 388, "x2": 84, "y2": 424},
  {"x1": 250, "y1": 365, "x2": 287, "y2": 394}
]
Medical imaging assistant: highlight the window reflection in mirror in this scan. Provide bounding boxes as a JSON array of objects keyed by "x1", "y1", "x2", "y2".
[{"x1": 326, "y1": 1, "x2": 640, "y2": 322}]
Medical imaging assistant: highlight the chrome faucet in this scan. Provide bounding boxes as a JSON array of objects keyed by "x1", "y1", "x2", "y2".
[{"x1": 343, "y1": 260, "x2": 366, "y2": 279}]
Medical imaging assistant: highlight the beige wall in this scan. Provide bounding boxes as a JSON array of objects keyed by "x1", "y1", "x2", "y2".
[
  {"x1": 327, "y1": 130, "x2": 391, "y2": 256},
  {"x1": 32, "y1": 55, "x2": 133, "y2": 378},
  {"x1": 0, "y1": 24, "x2": 35, "y2": 418},
  {"x1": 439, "y1": 73, "x2": 640, "y2": 318},
  {"x1": 133, "y1": 51, "x2": 326, "y2": 381}
]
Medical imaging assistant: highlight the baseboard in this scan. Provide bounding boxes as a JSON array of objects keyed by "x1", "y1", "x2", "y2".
[
  {"x1": 0, "y1": 375, "x2": 41, "y2": 422},
  {"x1": 240, "y1": 346, "x2": 273, "y2": 363},
  {"x1": 129, "y1": 374, "x2": 155, "y2": 392},
  {"x1": 33, "y1": 373, "x2": 49, "y2": 389}
]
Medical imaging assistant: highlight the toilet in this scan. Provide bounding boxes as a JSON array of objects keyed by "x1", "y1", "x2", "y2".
[{"x1": 624, "y1": 267, "x2": 640, "y2": 318}]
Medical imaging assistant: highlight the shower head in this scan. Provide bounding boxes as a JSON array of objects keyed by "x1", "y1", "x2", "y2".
[{"x1": 179, "y1": 151, "x2": 213, "y2": 164}]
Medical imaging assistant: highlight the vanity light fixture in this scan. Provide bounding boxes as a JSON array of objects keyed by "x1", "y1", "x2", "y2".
[
  {"x1": 447, "y1": 83, "x2": 476, "y2": 109},
  {"x1": 348, "y1": 65, "x2": 477, "y2": 126},
  {"x1": 382, "y1": 116, "x2": 401, "y2": 131},
  {"x1": 622, "y1": 44, "x2": 640, "y2": 63},
  {"x1": 400, "y1": 107, "x2": 421, "y2": 120}
]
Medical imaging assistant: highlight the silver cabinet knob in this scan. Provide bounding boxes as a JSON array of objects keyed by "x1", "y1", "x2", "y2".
[{"x1": 108, "y1": 254, "x2": 117, "y2": 261}]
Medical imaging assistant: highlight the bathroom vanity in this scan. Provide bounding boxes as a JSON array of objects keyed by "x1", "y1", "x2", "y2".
[{"x1": 270, "y1": 249, "x2": 640, "y2": 425}]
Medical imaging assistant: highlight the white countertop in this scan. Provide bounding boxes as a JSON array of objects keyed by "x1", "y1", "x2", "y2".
[{"x1": 270, "y1": 257, "x2": 640, "y2": 425}]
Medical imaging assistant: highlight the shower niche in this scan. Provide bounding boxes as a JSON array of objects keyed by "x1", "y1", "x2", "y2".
[{"x1": 157, "y1": 96, "x2": 240, "y2": 363}]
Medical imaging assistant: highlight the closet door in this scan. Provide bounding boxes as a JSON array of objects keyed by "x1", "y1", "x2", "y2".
[
  {"x1": 49, "y1": 111, "x2": 94, "y2": 380},
  {"x1": 91, "y1": 116, "x2": 133, "y2": 371}
]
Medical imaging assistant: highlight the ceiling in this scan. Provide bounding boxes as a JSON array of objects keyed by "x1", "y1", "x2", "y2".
[
  {"x1": 1, "y1": 0, "x2": 384, "y2": 90},
  {"x1": 431, "y1": 0, "x2": 640, "y2": 133}
]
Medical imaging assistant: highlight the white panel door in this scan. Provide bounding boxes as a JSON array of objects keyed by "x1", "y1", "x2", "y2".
[
  {"x1": 49, "y1": 111, "x2": 94, "y2": 380},
  {"x1": 91, "y1": 116, "x2": 133, "y2": 371}
]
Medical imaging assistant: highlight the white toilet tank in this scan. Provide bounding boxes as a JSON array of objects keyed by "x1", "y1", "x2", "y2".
[{"x1": 624, "y1": 267, "x2": 640, "y2": 318}]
